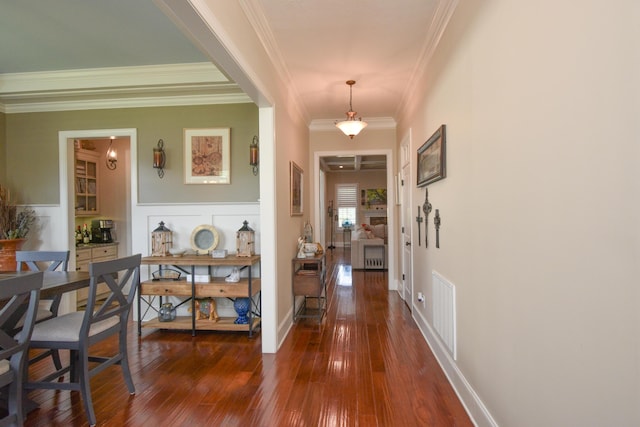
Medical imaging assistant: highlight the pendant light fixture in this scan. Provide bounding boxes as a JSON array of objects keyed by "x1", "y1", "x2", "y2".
[
  {"x1": 335, "y1": 80, "x2": 367, "y2": 139},
  {"x1": 336, "y1": 80, "x2": 367, "y2": 139},
  {"x1": 105, "y1": 136, "x2": 117, "y2": 170}
]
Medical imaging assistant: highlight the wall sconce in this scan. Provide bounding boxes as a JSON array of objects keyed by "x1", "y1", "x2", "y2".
[
  {"x1": 249, "y1": 135, "x2": 259, "y2": 176},
  {"x1": 106, "y1": 136, "x2": 117, "y2": 170},
  {"x1": 153, "y1": 139, "x2": 166, "y2": 178}
]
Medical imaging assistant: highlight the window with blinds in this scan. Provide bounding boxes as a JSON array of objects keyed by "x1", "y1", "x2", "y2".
[{"x1": 336, "y1": 183, "x2": 358, "y2": 229}]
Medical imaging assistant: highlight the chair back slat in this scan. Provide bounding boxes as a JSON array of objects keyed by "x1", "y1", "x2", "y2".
[
  {"x1": 0, "y1": 272, "x2": 42, "y2": 426},
  {"x1": 84, "y1": 254, "x2": 141, "y2": 335},
  {"x1": 16, "y1": 251, "x2": 70, "y2": 272},
  {"x1": 0, "y1": 272, "x2": 43, "y2": 360}
]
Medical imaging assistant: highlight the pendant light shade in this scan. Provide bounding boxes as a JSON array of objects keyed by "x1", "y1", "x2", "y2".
[{"x1": 335, "y1": 80, "x2": 367, "y2": 139}]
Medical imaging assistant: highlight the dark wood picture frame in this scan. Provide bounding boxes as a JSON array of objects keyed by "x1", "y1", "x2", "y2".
[
  {"x1": 417, "y1": 124, "x2": 446, "y2": 187},
  {"x1": 290, "y1": 161, "x2": 303, "y2": 216}
]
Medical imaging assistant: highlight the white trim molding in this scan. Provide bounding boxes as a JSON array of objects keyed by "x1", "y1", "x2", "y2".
[
  {"x1": 0, "y1": 62, "x2": 252, "y2": 113},
  {"x1": 413, "y1": 309, "x2": 498, "y2": 427}
]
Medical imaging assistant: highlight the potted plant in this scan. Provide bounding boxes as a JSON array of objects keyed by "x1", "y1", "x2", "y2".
[{"x1": 0, "y1": 184, "x2": 37, "y2": 271}]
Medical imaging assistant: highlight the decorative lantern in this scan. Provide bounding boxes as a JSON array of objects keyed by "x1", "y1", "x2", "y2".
[
  {"x1": 158, "y1": 302, "x2": 176, "y2": 322},
  {"x1": 236, "y1": 220, "x2": 255, "y2": 257},
  {"x1": 151, "y1": 221, "x2": 173, "y2": 256}
]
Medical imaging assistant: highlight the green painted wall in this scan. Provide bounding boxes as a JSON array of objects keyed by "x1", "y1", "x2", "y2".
[{"x1": 5, "y1": 103, "x2": 259, "y2": 204}]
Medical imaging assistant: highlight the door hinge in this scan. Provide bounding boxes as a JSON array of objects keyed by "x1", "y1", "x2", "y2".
[
  {"x1": 401, "y1": 179, "x2": 404, "y2": 186},
  {"x1": 402, "y1": 273, "x2": 405, "y2": 280},
  {"x1": 401, "y1": 226, "x2": 404, "y2": 233}
]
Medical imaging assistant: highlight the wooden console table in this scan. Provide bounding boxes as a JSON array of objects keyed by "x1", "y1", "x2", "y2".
[
  {"x1": 291, "y1": 253, "x2": 326, "y2": 322},
  {"x1": 138, "y1": 254, "x2": 261, "y2": 337}
]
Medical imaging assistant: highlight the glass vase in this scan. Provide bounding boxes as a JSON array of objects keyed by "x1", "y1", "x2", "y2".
[{"x1": 158, "y1": 302, "x2": 176, "y2": 322}]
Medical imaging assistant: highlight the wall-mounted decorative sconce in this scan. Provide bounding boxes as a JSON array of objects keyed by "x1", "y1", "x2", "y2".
[
  {"x1": 106, "y1": 136, "x2": 117, "y2": 170},
  {"x1": 153, "y1": 139, "x2": 166, "y2": 178},
  {"x1": 249, "y1": 135, "x2": 259, "y2": 176}
]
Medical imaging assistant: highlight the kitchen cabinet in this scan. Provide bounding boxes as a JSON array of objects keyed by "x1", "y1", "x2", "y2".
[
  {"x1": 75, "y1": 149, "x2": 99, "y2": 216},
  {"x1": 138, "y1": 254, "x2": 261, "y2": 337},
  {"x1": 75, "y1": 243, "x2": 118, "y2": 309}
]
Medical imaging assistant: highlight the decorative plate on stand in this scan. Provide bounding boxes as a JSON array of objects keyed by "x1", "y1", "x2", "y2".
[{"x1": 190, "y1": 225, "x2": 220, "y2": 255}]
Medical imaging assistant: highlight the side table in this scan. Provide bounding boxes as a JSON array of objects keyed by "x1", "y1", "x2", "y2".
[
  {"x1": 292, "y1": 253, "x2": 326, "y2": 322},
  {"x1": 343, "y1": 227, "x2": 352, "y2": 249}
]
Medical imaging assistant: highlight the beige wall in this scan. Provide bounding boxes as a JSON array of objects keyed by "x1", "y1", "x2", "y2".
[
  {"x1": 274, "y1": 114, "x2": 310, "y2": 323},
  {"x1": 398, "y1": 0, "x2": 640, "y2": 425},
  {"x1": 5, "y1": 103, "x2": 259, "y2": 204},
  {"x1": 0, "y1": 112, "x2": 5, "y2": 184},
  {"x1": 180, "y1": 0, "x2": 312, "y2": 349}
]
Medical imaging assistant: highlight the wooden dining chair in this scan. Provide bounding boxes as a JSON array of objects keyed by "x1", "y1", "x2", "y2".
[
  {"x1": 0, "y1": 272, "x2": 43, "y2": 427},
  {"x1": 25, "y1": 254, "x2": 141, "y2": 427},
  {"x1": 16, "y1": 250, "x2": 70, "y2": 370}
]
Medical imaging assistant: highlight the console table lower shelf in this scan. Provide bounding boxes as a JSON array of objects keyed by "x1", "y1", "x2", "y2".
[
  {"x1": 140, "y1": 316, "x2": 261, "y2": 331},
  {"x1": 138, "y1": 279, "x2": 261, "y2": 335}
]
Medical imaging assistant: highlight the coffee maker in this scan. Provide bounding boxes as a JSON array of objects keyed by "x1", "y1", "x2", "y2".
[{"x1": 91, "y1": 219, "x2": 114, "y2": 243}]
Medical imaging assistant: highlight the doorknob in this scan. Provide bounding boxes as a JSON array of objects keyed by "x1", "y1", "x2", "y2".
[{"x1": 405, "y1": 241, "x2": 411, "y2": 246}]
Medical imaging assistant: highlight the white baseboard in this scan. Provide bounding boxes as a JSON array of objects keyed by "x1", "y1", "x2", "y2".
[
  {"x1": 412, "y1": 309, "x2": 498, "y2": 427},
  {"x1": 277, "y1": 306, "x2": 295, "y2": 351}
]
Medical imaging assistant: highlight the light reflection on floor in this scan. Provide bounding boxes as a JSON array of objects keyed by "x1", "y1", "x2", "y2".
[{"x1": 336, "y1": 264, "x2": 352, "y2": 287}]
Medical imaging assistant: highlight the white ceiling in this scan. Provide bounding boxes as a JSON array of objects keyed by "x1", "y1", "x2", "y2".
[
  {"x1": 258, "y1": 0, "x2": 442, "y2": 120},
  {"x1": 0, "y1": 0, "x2": 451, "y2": 124},
  {"x1": 0, "y1": 1, "x2": 207, "y2": 73}
]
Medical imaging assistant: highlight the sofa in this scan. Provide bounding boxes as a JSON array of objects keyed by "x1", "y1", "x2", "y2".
[{"x1": 350, "y1": 224, "x2": 388, "y2": 269}]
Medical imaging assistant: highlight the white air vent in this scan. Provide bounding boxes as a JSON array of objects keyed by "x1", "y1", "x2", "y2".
[{"x1": 432, "y1": 271, "x2": 457, "y2": 360}]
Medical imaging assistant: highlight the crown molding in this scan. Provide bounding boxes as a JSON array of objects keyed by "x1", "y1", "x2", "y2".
[
  {"x1": 0, "y1": 62, "x2": 227, "y2": 93},
  {"x1": 396, "y1": 0, "x2": 459, "y2": 118},
  {"x1": 309, "y1": 117, "x2": 396, "y2": 131},
  {"x1": 239, "y1": 0, "x2": 309, "y2": 123},
  {"x1": 0, "y1": 62, "x2": 250, "y2": 113},
  {"x1": 2, "y1": 92, "x2": 252, "y2": 114}
]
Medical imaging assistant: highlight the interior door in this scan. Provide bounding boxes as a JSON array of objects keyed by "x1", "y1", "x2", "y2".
[{"x1": 401, "y1": 163, "x2": 413, "y2": 308}]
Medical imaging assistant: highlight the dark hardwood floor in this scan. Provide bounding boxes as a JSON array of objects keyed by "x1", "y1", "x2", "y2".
[{"x1": 24, "y1": 249, "x2": 472, "y2": 426}]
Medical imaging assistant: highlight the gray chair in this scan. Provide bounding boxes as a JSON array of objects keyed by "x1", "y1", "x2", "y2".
[
  {"x1": 16, "y1": 250, "x2": 70, "y2": 370},
  {"x1": 25, "y1": 254, "x2": 141, "y2": 427},
  {"x1": 0, "y1": 272, "x2": 43, "y2": 427}
]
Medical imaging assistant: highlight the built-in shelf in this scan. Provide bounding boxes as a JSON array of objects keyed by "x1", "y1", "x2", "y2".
[{"x1": 75, "y1": 149, "x2": 99, "y2": 216}]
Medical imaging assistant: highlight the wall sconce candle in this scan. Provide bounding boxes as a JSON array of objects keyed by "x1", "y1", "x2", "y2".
[
  {"x1": 249, "y1": 135, "x2": 259, "y2": 176},
  {"x1": 153, "y1": 139, "x2": 166, "y2": 178},
  {"x1": 106, "y1": 136, "x2": 117, "y2": 170}
]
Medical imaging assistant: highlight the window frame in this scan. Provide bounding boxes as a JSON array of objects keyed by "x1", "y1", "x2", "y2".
[{"x1": 335, "y1": 183, "x2": 358, "y2": 230}]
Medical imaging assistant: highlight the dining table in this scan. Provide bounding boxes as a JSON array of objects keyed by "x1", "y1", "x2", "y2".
[{"x1": 0, "y1": 270, "x2": 91, "y2": 298}]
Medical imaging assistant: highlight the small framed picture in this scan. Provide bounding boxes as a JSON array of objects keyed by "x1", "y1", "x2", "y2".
[
  {"x1": 417, "y1": 124, "x2": 446, "y2": 187},
  {"x1": 184, "y1": 128, "x2": 231, "y2": 184},
  {"x1": 290, "y1": 161, "x2": 303, "y2": 216}
]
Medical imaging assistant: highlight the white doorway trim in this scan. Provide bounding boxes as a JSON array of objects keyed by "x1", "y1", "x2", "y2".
[
  {"x1": 54, "y1": 128, "x2": 135, "y2": 314},
  {"x1": 58, "y1": 128, "x2": 136, "y2": 261},
  {"x1": 313, "y1": 149, "x2": 396, "y2": 290}
]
